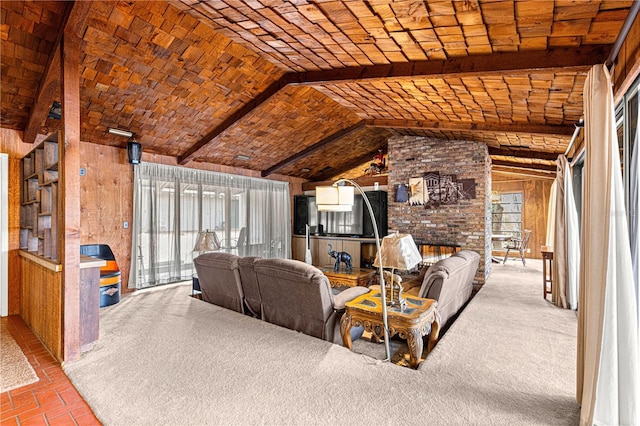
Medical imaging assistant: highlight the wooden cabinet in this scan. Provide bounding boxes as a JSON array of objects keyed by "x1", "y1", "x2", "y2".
[
  {"x1": 292, "y1": 236, "x2": 318, "y2": 264},
  {"x1": 317, "y1": 237, "x2": 344, "y2": 267},
  {"x1": 341, "y1": 240, "x2": 361, "y2": 269},
  {"x1": 79, "y1": 256, "x2": 105, "y2": 352},
  {"x1": 20, "y1": 132, "x2": 59, "y2": 262},
  {"x1": 292, "y1": 235, "x2": 376, "y2": 269}
]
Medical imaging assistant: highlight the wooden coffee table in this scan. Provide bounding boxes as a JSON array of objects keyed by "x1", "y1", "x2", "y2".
[
  {"x1": 319, "y1": 267, "x2": 376, "y2": 289},
  {"x1": 340, "y1": 290, "x2": 440, "y2": 368}
]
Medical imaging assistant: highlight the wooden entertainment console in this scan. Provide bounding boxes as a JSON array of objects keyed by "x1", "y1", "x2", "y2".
[{"x1": 292, "y1": 235, "x2": 378, "y2": 269}]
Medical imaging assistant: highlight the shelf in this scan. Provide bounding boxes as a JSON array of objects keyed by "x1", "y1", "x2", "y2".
[
  {"x1": 20, "y1": 132, "x2": 59, "y2": 262},
  {"x1": 44, "y1": 141, "x2": 58, "y2": 168},
  {"x1": 18, "y1": 250, "x2": 63, "y2": 272}
]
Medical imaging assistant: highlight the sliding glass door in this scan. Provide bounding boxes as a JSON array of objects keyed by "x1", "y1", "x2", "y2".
[{"x1": 130, "y1": 163, "x2": 291, "y2": 289}]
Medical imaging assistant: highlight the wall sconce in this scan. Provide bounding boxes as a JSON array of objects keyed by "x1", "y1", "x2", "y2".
[
  {"x1": 127, "y1": 138, "x2": 142, "y2": 165},
  {"x1": 108, "y1": 128, "x2": 141, "y2": 165}
]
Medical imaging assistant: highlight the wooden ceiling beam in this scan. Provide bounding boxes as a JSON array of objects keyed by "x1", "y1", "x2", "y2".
[
  {"x1": 178, "y1": 75, "x2": 294, "y2": 165},
  {"x1": 367, "y1": 119, "x2": 574, "y2": 136},
  {"x1": 492, "y1": 160, "x2": 556, "y2": 172},
  {"x1": 302, "y1": 175, "x2": 389, "y2": 192},
  {"x1": 177, "y1": 47, "x2": 596, "y2": 163},
  {"x1": 177, "y1": 46, "x2": 597, "y2": 165},
  {"x1": 488, "y1": 147, "x2": 560, "y2": 161},
  {"x1": 23, "y1": 1, "x2": 91, "y2": 144},
  {"x1": 493, "y1": 168, "x2": 556, "y2": 180},
  {"x1": 261, "y1": 122, "x2": 366, "y2": 177},
  {"x1": 288, "y1": 47, "x2": 609, "y2": 85}
]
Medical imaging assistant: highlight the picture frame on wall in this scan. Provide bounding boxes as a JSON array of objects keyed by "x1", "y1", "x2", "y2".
[
  {"x1": 395, "y1": 183, "x2": 409, "y2": 203},
  {"x1": 409, "y1": 177, "x2": 427, "y2": 206},
  {"x1": 424, "y1": 172, "x2": 440, "y2": 208}
]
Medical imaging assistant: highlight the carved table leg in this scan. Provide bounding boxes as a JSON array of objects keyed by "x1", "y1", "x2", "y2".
[
  {"x1": 407, "y1": 328, "x2": 423, "y2": 369},
  {"x1": 427, "y1": 317, "x2": 440, "y2": 353},
  {"x1": 340, "y1": 312, "x2": 353, "y2": 349}
]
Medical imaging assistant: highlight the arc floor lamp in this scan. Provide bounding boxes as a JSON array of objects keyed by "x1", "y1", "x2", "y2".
[{"x1": 316, "y1": 178, "x2": 391, "y2": 361}]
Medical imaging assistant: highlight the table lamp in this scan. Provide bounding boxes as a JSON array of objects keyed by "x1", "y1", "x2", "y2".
[
  {"x1": 193, "y1": 229, "x2": 221, "y2": 255},
  {"x1": 374, "y1": 232, "x2": 422, "y2": 307}
]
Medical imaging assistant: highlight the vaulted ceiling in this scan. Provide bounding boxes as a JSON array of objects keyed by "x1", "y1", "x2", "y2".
[{"x1": 1, "y1": 1, "x2": 633, "y2": 181}]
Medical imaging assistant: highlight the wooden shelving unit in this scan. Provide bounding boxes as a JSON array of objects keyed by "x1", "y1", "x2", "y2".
[{"x1": 20, "y1": 132, "x2": 59, "y2": 262}]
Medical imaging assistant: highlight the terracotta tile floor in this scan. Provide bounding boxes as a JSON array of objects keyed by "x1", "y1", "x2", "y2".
[{"x1": 1, "y1": 316, "x2": 100, "y2": 426}]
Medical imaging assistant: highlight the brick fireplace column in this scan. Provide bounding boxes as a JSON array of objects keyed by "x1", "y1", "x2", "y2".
[{"x1": 387, "y1": 136, "x2": 492, "y2": 291}]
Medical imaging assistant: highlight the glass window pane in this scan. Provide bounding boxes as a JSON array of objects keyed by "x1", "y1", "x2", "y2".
[
  {"x1": 629, "y1": 92, "x2": 638, "y2": 164},
  {"x1": 617, "y1": 105, "x2": 625, "y2": 179},
  {"x1": 492, "y1": 191, "x2": 523, "y2": 250}
]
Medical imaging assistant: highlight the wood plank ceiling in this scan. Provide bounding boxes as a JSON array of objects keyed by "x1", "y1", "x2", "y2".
[{"x1": 1, "y1": 1, "x2": 632, "y2": 180}]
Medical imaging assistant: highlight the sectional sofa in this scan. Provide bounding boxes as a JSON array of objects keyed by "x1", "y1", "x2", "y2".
[
  {"x1": 194, "y1": 249, "x2": 480, "y2": 347},
  {"x1": 404, "y1": 250, "x2": 480, "y2": 329},
  {"x1": 193, "y1": 253, "x2": 368, "y2": 345}
]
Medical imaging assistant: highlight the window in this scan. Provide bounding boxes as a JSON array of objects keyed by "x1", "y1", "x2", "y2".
[
  {"x1": 616, "y1": 74, "x2": 640, "y2": 219},
  {"x1": 491, "y1": 191, "x2": 523, "y2": 250},
  {"x1": 131, "y1": 163, "x2": 291, "y2": 289}
]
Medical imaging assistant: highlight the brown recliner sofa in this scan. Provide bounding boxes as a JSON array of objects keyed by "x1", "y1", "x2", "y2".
[
  {"x1": 237, "y1": 256, "x2": 262, "y2": 318},
  {"x1": 194, "y1": 252, "x2": 247, "y2": 314},
  {"x1": 194, "y1": 253, "x2": 368, "y2": 345},
  {"x1": 253, "y1": 258, "x2": 368, "y2": 345},
  {"x1": 405, "y1": 250, "x2": 480, "y2": 329}
]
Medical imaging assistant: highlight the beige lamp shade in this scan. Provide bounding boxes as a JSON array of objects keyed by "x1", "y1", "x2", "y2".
[
  {"x1": 373, "y1": 232, "x2": 422, "y2": 270},
  {"x1": 316, "y1": 185, "x2": 355, "y2": 212},
  {"x1": 193, "y1": 230, "x2": 221, "y2": 252}
]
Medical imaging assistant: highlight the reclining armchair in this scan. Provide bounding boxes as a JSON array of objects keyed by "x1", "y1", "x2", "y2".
[
  {"x1": 253, "y1": 258, "x2": 368, "y2": 345},
  {"x1": 194, "y1": 252, "x2": 246, "y2": 314}
]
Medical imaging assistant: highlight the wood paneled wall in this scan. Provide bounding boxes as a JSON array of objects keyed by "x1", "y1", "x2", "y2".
[
  {"x1": 79, "y1": 143, "x2": 134, "y2": 292},
  {"x1": 492, "y1": 172, "x2": 553, "y2": 260},
  {"x1": 20, "y1": 257, "x2": 63, "y2": 361},
  {"x1": 6, "y1": 127, "x2": 305, "y2": 321},
  {"x1": 78, "y1": 143, "x2": 307, "y2": 293},
  {"x1": 1, "y1": 128, "x2": 37, "y2": 314}
]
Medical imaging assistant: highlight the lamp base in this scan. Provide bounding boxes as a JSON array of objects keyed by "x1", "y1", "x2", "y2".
[
  {"x1": 384, "y1": 273, "x2": 405, "y2": 309},
  {"x1": 386, "y1": 295, "x2": 407, "y2": 310}
]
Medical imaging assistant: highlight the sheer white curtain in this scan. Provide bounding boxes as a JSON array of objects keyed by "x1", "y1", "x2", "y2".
[
  {"x1": 578, "y1": 63, "x2": 640, "y2": 425},
  {"x1": 552, "y1": 155, "x2": 580, "y2": 309},
  {"x1": 553, "y1": 156, "x2": 568, "y2": 308},
  {"x1": 546, "y1": 180, "x2": 557, "y2": 246},
  {"x1": 563, "y1": 158, "x2": 580, "y2": 311},
  {"x1": 130, "y1": 163, "x2": 291, "y2": 289},
  {"x1": 631, "y1": 96, "x2": 640, "y2": 331}
]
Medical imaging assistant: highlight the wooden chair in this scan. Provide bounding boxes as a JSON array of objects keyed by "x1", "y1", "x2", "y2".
[{"x1": 503, "y1": 230, "x2": 532, "y2": 266}]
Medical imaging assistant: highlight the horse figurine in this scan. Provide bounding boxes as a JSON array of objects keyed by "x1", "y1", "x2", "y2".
[{"x1": 327, "y1": 244, "x2": 352, "y2": 272}]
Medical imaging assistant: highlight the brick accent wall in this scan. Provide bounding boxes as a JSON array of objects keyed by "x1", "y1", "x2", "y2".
[{"x1": 387, "y1": 136, "x2": 491, "y2": 289}]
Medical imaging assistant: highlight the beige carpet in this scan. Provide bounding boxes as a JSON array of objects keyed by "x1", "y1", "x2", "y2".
[
  {"x1": 64, "y1": 260, "x2": 580, "y2": 425},
  {"x1": 1, "y1": 321, "x2": 38, "y2": 392}
]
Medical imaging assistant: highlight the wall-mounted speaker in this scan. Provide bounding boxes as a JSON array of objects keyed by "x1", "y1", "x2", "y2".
[
  {"x1": 362, "y1": 191, "x2": 388, "y2": 237},
  {"x1": 293, "y1": 195, "x2": 309, "y2": 235},
  {"x1": 127, "y1": 140, "x2": 142, "y2": 165}
]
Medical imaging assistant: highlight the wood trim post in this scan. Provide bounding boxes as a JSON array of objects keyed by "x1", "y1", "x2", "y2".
[{"x1": 60, "y1": 34, "x2": 81, "y2": 362}]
